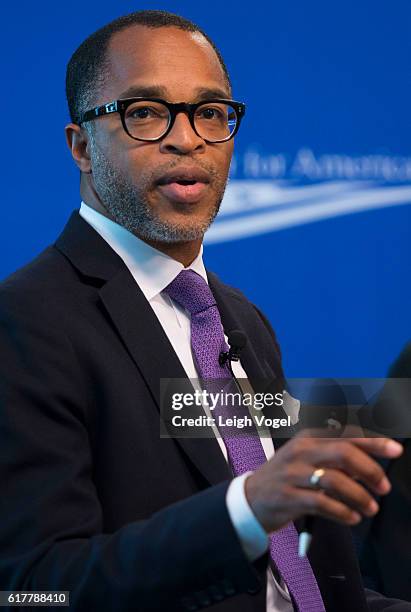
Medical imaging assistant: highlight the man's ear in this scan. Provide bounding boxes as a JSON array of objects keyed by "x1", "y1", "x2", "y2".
[{"x1": 65, "y1": 123, "x2": 92, "y2": 173}]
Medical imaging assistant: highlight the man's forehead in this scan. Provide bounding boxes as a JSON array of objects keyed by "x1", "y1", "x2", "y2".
[
  {"x1": 108, "y1": 24, "x2": 213, "y2": 57},
  {"x1": 104, "y1": 24, "x2": 229, "y2": 100}
]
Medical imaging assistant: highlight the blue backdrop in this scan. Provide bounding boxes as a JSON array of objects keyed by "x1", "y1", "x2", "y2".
[{"x1": 2, "y1": 0, "x2": 410, "y2": 376}]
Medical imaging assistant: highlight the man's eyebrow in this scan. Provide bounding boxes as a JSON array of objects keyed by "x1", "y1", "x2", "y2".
[
  {"x1": 118, "y1": 85, "x2": 168, "y2": 99},
  {"x1": 192, "y1": 87, "x2": 232, "y2": 100},
  {"x1": 117, "y1": 84, "x2": 231, "y2": 101}
]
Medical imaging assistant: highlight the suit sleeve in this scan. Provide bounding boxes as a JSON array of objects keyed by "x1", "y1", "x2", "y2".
[
  {"x1": 365, "y1": 589, "x2": 411, "y2": 611},
  {"x1": 0, "y1": 291, "x2": 264, "y2": 611}
]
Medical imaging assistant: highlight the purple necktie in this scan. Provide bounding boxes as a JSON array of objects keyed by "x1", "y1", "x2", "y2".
[{"x1": 165, "y1": 270, "x2": 325, "y2": 612}]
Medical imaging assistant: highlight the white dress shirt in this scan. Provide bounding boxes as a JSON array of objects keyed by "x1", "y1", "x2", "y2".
[{"x1": 79, "y1": 201, "x2": 294, "y2": 612}]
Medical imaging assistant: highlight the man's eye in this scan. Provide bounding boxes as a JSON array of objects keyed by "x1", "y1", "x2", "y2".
[
  {"x1": 197, "y1": 106, "x2": 226, "y2": 122},
  {"x1": 200, "y1": 108, "x2": 220, "y2": 119},
  {"x1": 127, "y1": 106, "x2": 168, "y2": 120},
  {"x1": 129, "y1": 107, "x2": 153, "y2": 120}
]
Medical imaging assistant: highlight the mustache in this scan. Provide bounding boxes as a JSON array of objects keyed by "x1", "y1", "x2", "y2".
[{"x1": 150, "y1": 159, "x2": 220, "y2": 185}]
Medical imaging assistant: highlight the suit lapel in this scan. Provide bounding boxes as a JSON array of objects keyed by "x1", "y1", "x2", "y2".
[
  {"x1": 208, "y1": 272, "x2": 268, "y2": 382},
  {"x1": 209, "y1": 272, "x2": 290, "y2": 437},
  {"x1": 99, "y1": 268, "x2": 232, "y2": 485},
  {"x1": 55, "y1": 211, "x2": 230, "y2": 486}
]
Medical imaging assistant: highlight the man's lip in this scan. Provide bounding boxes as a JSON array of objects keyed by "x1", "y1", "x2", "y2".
[
  {"x1": 156, "y1": 182, "x2": 209, "y2": 203},
  {"x1": 155, "y1": 167, "x2": 211, "y2": 185}
]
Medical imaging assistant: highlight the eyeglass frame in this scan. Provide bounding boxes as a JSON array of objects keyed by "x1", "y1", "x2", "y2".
[{"x1": 79, "y1": 97, "x2": 246, "y2": 143}]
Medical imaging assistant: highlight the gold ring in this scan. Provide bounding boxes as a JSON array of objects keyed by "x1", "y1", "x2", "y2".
[{"x1": 309, "y1": 468, "x2": 326, "y2": 489}]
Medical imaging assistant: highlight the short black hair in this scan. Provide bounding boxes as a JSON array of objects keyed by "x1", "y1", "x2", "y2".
[{"x1": 66, "y1": 9, "x2": 231, "y2": 126}]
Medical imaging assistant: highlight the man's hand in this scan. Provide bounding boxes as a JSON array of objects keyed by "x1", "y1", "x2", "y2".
[{"x1": 245, "y1": 434, "x2": 403, "y2": 533}]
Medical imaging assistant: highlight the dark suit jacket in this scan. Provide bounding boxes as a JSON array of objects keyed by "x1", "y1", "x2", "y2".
[
  {"x1": 0, "y1": 211, "x2": 406, "y2": 611},
  {"x1": 354, "y1": 344, "x2": 411, "y2": 601}
]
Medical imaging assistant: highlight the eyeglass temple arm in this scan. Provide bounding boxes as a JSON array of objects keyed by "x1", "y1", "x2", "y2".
[{"x1": 80, "y1": 101, "x2": 119, "y2": 125}]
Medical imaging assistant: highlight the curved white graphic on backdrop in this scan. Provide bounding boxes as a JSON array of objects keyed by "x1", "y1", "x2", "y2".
[{"x1": 205, "y1": 180, "x2": 411, "y2": 244}]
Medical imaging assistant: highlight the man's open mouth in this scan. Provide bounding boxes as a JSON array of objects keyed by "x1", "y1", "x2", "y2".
[
  {"x1": 155, "y1": 168, "x2": 211, "y2": 203},
  {"x1": 156, "y1": 181, "x2": 209, "y2": 204},
  {"x1": 171, "y1": 179, "x2": 198, "y2": 185}
]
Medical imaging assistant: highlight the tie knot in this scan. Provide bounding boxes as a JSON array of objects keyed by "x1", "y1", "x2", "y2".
[{"x1": 164, "y1": 269, "x2": 216, "y2": 315}]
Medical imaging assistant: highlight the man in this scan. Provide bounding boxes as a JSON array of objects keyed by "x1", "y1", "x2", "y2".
[{"x1": 0, "y1": 9, "x2": 407, "y2": 611}]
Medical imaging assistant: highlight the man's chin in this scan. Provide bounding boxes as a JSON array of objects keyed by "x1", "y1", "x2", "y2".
[{"x1": 136, "y1": 221, "x2": 210, "y2": 244}]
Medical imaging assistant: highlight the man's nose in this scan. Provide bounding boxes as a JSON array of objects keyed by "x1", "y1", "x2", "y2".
[{"x1": 159, "y1": 112, "x2": 206, "y2": 154}]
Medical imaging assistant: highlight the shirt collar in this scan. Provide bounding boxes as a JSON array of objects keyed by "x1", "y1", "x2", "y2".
[{"x1": 79, "y1": 201, "x2": 207, "y2": 301}]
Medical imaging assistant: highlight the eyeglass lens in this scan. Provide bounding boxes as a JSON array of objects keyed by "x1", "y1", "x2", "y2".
[{"x1": 124, "y1": 101, "x2": 238, "y2": 141}]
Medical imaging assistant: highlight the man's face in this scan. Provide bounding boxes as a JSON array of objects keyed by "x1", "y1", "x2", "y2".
[{"x1": 86, "y1": 25, "x2": 234, "y2": 244}]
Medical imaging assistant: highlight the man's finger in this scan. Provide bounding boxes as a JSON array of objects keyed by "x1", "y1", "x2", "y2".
[
  {"x1": 349, "y1": 436, "x2": 403, "y2": 459},
  {"x1": 290, "y1": 464, "x2": 379, "y2": 518},
  {"x1": 296, "y1": 428, "x2": 403, "y2": 459},
  {"x1": 293, "y1": 440, "x2": 390, "y2": 495},
  {"x1": 289, "y1": 489, "x2": 362, "y2": 526}
]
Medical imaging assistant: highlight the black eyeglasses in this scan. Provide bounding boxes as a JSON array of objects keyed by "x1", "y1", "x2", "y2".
[{"x1": 79, "y1": 97, "x2": 246, "y2": 143}]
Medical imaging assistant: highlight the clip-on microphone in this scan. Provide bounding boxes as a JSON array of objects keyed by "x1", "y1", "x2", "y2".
[{"x1": 219, "y1": 330, "x2": 247, "y2": 371}]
